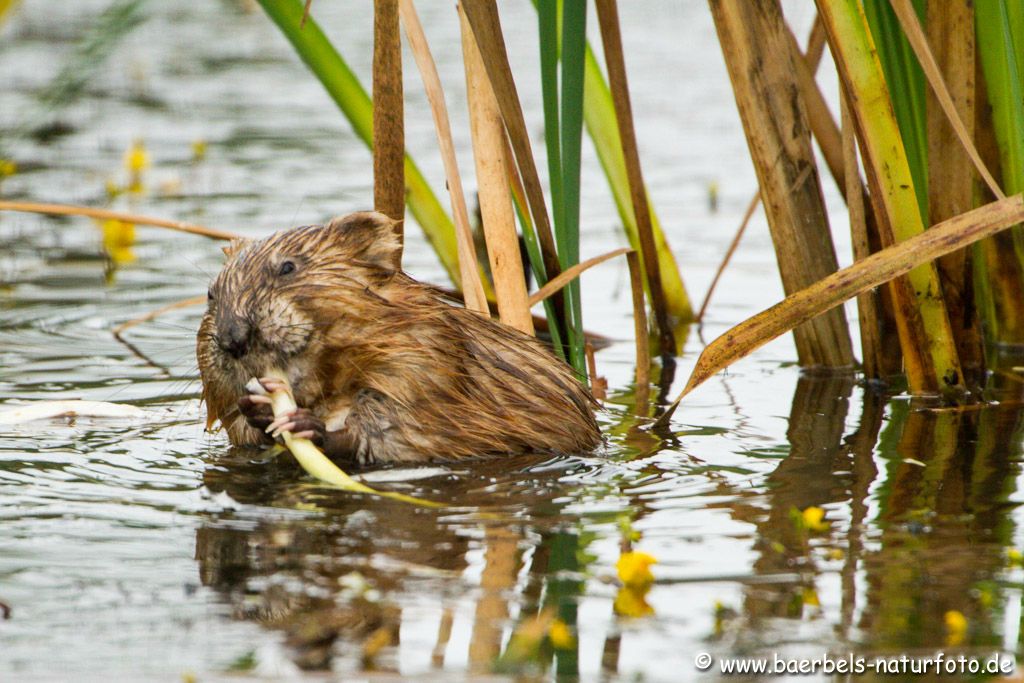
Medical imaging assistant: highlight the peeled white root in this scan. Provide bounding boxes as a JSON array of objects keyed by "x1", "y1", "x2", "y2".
[
  {"x1": 0, "y1": 400, "x2": 147, "y2": 425},
  {"x1": 248, "y1": 372, "x2": 442, "y2": 508}
]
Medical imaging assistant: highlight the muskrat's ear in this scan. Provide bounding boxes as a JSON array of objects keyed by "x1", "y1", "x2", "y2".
[
  {"x1": 326, "y1": 211, "x2": 403, "y2": 272},
  {"x1": 222, "y1": 238, "x2": 252, "y2": 259}
]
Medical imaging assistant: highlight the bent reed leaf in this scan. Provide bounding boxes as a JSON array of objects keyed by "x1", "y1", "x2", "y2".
[
  {"x1": 655, "y1": 195, "x2": 1024, "y2": 428},
  {"x1": 888, "y1": 0, "x2": 1003, "y2": 199},
  {"x1": 528, "y1": 247, "x2": 632, "y2": 307}
]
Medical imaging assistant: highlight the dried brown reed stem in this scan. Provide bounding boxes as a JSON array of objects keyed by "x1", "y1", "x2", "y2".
[
  {"x1": 459, "y1": 2, "x2": 533, "y2": 335},
  {"x1": 460, "y1": 1, "x2": 569, "y2": 342},
  {"x1": 917, "y1": 0, "x2": 984, "y2": 382},
  {"x1": 584, "y1": 342, "x2": 607, "y2": 402},
  {"x1": 696, "y1": 193, "x2": 758, "y2": 322},
  {"x1": 399, "y1": 0, "x2": 489, "y2": 316},
  {"x1": 627, "y1": 251, "x2": 651, "y2": 414},
  {"x1": 373, "y1": 0, "x2": 406, "y2": 227},
  {"x1": 0, "y1": 201, "x2": 239, "y2": 240},
  {"x1": 699, "y1": 16, "x2": 829, "y2": 326},
  {"x1": 710, "y1": 0, "x2": 853, "y2": 368},
  {"x1": 595, "y1": 0, "x2": 674, "y2": 358}
]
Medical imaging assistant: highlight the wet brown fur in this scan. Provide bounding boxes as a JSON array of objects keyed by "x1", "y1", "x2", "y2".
[{"x1": 197, "y1": 211, "x2": 602, "y2": 464}]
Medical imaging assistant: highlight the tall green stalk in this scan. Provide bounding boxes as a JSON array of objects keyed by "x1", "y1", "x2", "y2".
[
  {"x1": 975, "y1": 0, "x2": 1024, "y2": 343},
  {"x1": 863, "y1": 0, "x2": 928, "y2": 223},
  {"x1": 537, "y1": 0, "x2": 587, "y2": 377},
  {"x1": 976, "y1": 0, "x2": 1024, "y2": 196},
  {"x1": 533, "y1": 0, "x2": 693, "y2": 322},
  {"x1": 559, "y1": 0, "x2": 587, "y2": 376}
]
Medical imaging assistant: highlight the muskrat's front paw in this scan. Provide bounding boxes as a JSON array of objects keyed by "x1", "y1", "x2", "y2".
[
  {"x1": 238, "y1": 393, "x2": 274, "y2": 432},
  {"x1": 265, "y1": 408, "x2": 326, "y2": 447}
]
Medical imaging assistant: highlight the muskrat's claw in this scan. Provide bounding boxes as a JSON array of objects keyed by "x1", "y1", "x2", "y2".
[
  {"x1": 238, "y1": 393, "x2": 274, "y2": 432},
  {"x1": 266, "y1": 408, "x2": 326, "y2": 447}
]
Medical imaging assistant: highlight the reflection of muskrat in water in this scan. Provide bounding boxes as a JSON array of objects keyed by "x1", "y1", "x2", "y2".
[{"x1": 197, "y1": 211, "x2": 601, "y2": 464}]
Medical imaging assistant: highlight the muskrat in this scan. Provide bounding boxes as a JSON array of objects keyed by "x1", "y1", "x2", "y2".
[{"x1": 197, "y1": 211, "x2": 601, "y2": 465}]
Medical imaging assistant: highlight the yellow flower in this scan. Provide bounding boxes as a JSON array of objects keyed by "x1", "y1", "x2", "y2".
[
  {"x1": 0, "y1": 159, "x2": 16, "y2": 177},
  {"x1": 104, "y1": 179, "x2": 123, "y2": 199},
  {"x1": 614, "y1": 586, "x2": 654, "y2": 618},
  {"x1": 1009, "y1": 549, "x2": 1023, "y2": 568},
  {"x1": 547, "y1": 619, "x2": 575, "y2": 650},
  {"x1": 944, "y1": 610, "x2": 967, "y2": 646},
  {"x1": 802, "y1": 587, "x2": 820, "y2": 607},
  {"x1": 124, "y1": 140, "x2": 149, "y2": 173},
  {"x1": 191, "y1": 139, "x2": 207, "y2": 162},
  {"x1": 801, "y1": 507, "x2": 830, "y2": 533},
  {"x1": 100, "y1": 219, "x2": 136, "y2": 264},
  {"x1": 616, "y1": 551, "x2": 657, "y2": 591}
]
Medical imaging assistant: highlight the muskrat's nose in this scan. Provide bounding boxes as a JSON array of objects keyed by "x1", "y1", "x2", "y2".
[{"x1": 218, "y1": 319, "x2": 252, "y2": 359}]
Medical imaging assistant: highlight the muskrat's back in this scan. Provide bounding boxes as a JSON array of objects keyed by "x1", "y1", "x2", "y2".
[{"x1": 197, "y1": 211, "x2": 601, "y2": 464}]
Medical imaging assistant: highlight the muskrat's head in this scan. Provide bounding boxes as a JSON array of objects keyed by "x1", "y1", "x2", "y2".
[{"x1": 198, "y1": 211, "x2": 402, "y2": 380}]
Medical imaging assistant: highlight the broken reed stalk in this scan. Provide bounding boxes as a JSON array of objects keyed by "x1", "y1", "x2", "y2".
[
  {"x1": 460, "y1": 1, "x2": 571, "y2": 349},
  {"x1": 459, "y1": 3, "x2": 533, "y2": 336},
  {"x1": 817, "y1": 0, "x2": 964, "y2": 397},
  {"x1": 584, "y1": 343, "x2": 606, "y2": 401},
  {"x1": 655, "y1": 194, "x2": 1024, "y2": 428},
  {"x1": 372, "y1": 0, "x2": 405, "y2": 227},
  {"x1": 709, "y1": 0, "x2": 854, "y2": 369},
  {"x1": 594, "y1": 0, "x2": 674, "y2": 360},
  {"x1": 399, "y1": 0, "x2": 489, "y2": 316},
  {"x1": 627, "y1": 250, "x2": 651, "y2": 414},
  {"x1": 0, "y1": 201, "x2": 239, "y2": 240}
]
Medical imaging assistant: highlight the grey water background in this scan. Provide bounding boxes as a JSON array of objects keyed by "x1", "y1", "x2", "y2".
[{"x1": 3, "y1": 1, "x2": 1024, "y2": 681}]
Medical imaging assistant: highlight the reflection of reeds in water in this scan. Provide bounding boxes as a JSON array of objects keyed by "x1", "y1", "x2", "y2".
[{"x1": 707, "y1": 361, "x2": 1024, "y2": 663}]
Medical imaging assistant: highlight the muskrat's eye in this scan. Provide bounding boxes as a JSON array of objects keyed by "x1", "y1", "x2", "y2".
[
  {"x1": 278, "y1": 260, "x2": 297, "y2": 276},
  {"x1": 207, "y1": 288, "x2": 214, "y2": 302}
]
